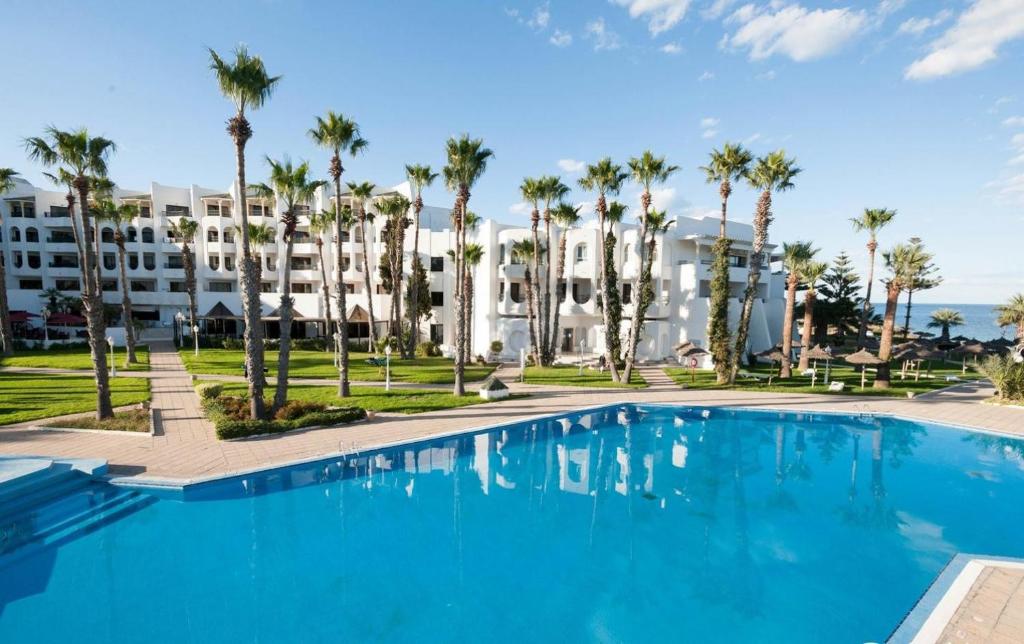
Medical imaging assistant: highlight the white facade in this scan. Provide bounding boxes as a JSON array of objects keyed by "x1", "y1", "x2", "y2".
[{"x1": 0, "y1": 177, "x2": 786, "y2": 361}]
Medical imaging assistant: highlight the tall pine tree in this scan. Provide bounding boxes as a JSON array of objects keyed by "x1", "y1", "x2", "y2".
[{"x1": 814, "y1": 252, "x2": 862, "y2": 343}]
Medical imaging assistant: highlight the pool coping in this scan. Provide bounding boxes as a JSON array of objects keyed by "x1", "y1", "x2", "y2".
[
  {"x1": 107, "y1": 400, "x2": 1024, "y2": 491},
  {"x1": 886, "y1": 554, "x2": 1024, "y2": 643}
]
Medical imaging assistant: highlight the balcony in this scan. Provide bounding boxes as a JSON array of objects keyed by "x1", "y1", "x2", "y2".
[
  {"x1": 500, "y1": 263, "x2": 527, "y2": 279},
  {"x1": 499, "y1": 299, "x2": 528, "y2": 316},
  {"x1": 162, "y1": 209, "x2": 192, "y2": 218}
]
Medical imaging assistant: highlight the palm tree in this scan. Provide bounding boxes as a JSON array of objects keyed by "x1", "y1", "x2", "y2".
[
  {"x1": 732, "y1": 150, "x2": 801, "y2": 383},
  {"x1": 900, "y1": 238, "x2": 941, "y2": 339},
  {"x1": 96, "y1": 200, "x2": 141, "y2": 364},
  {"x1": 622, "y1": 208, "x2": 674, "y2": 383},
  {"x1": 309, "y1": 111, "x2": 367, "y2": 397},
  {"x1": 700, "y1": 143, "x2": 753, "y2": 384},
  {"x1": 0, "y1": 168, "x2": 20, "y2": 355},
  {"x1": 347, "y1": 181, "x2": 378, "y2": 351},
  {"x1": 511, "y1": 238, "x2": 540, "y2": 364},
  {"x1": 796, "y1": 261, "x2": 829, "y2": 371},
  {"x1": 208, "y1": 46, "x2": 281, "y2": 420},
  {"x1": 604, "y1": 200, "x2": 628, "y2": 364},
  {"x1": 309, "y1": 210, "x2": 335, "y2": 346},
  {"x1": 549, "y1": 202, "x2": 582, "y2": 361},
  {"x1": 463, "y1": 243, "x2": 485, "y2": 364},
  {"x1": 850, "y1": 208, "x2": 896, "y2": 348},
  {"x1": 443, "y1": 135, "x2": 493, "y2": 396},
  {"x1": 927, "y1": 308, "x2": 965, "y2": 343},
  {"x1": 236, "y1": 222, "x2": 275, "y2": 284},
  {"x1": 622, "y1": 152, "x2": 679, "y2": 382},
  {"x1": 578, "y1": 158, "x2": 629, "y2": 382},
  {"x1": 779, "y1": 241, "x2": 816, "y2": 378},
  {"x1": 996, "y1": 294, "x2": 1024, "y2": 341},
  {"x1": 519, "y1": 177, "x2": 544, "y2": 367},
  {"x1": 24, "y1": 127, "x2": 117, "y2": 419},
  {"x1": 260, "y1": 158, "x2": 326, "y2": 412},
  {"x1": 876, "y1": 241, "x2": 935, "y2": 388},
  {"x1": 538, "y1": 175, "x2": 569, "y2": 364},
  {"x1": 169, "y1": 218, "x2": 200, "y2": 345},
  {"x1": 404, "y1": 164, "x2": 438, "y2": 357}
]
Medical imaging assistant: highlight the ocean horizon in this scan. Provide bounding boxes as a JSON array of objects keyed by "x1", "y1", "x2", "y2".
[{"x1": 868, "y1": 302, "x2": 1008, "y2": 341}]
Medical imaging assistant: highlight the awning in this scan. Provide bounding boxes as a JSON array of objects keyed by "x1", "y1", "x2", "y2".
[
  {"x1": 46, "y1": 312, "x2": 86, "y2": 325},
  {"x1": 9, "y1": 310, "x2": 39, "y2": 323},
  {"x1": 204, "y1": 302, "x2": 239, "y2": 319},
  {"x1": 345, "y1": 304, "x2": 369, "y2": 322}
]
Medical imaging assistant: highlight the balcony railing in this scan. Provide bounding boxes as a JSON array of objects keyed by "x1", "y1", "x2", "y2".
[{"x1": 162, "y1": 209, "x2": 191, "y2": 217}]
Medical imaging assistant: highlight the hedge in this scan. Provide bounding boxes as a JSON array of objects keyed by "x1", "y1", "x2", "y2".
[{"x1": 202, "y1": 395, "x2": 366, "y2": 440}]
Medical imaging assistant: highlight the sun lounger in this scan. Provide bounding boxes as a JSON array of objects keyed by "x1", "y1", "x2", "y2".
[
  {"x1": 828, "y1": 381, "x2": 845, "y2": 392},
  {"x1": 738, "y1": 370, "x2": 766, "y2": 383},
  {"x1": 801, "y1": 368, "x2": 816, "y2": 377}
]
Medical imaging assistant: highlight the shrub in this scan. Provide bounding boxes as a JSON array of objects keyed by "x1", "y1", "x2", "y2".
[
  {"x1": 375, "y1": 336, "x2": 400, "y2": 354},
  {"x1": 273, "y1": 400, "x2": 326, "y2": 421},
  {"x1": 293, "y1": 337, "x2": 329, "y2": 351},
  {"x1": 490, "y1": 340, "x2": 503, "y2": 353},
  {"x1": 196, "y1": 383, "x2": 223, "y2": 401},
  {"x1": 416, "y1": 341, "x2": 441, "y2": 357},
  {"x1": 476, "y1": 354, "x2": 486, "y2": 364},
  {"x1": 980, "y1": 355, "x2": 1024, "y2": 402},
  {"x1": 221, "y1": 337, "x2": 245, "y2": 350}
]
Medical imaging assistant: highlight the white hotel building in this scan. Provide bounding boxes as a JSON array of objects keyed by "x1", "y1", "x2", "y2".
[{"x1": 0, "y1": 177, "x2": 786, "y2": 362}]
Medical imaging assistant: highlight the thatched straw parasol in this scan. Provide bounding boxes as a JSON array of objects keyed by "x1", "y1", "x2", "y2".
[
  {"x1": 678, "y1": 345, "x2": 710, "y2": 382},
  {"x1": 756, "y1": 346, "x2": 786, "y2": 379},
  {"x1": 844, "y1": 348, "x2": 885, "y2": 388},
  {"x1": 951, "y1": 341, "x2": 988, "y2": 374},
  {"x1": 802, "y1": 344, "x2": 835, "y2": 386}
]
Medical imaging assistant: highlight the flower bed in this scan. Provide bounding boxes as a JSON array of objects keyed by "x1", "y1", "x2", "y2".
[{"x1": 199, "y1": 385, "x2": 366, "y2": 440}]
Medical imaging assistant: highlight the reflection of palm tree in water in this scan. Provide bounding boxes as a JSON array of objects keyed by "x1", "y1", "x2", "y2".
[
  {"x1": 729, "y1": 425, "x2": 762, "y2": 616},
  {"x1": 769, "y1": 425, "x2": 797, "y2": 510}
]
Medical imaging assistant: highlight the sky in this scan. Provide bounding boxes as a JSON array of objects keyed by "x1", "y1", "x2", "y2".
[{"x1": 1, "y1": 0, "x2": 1022, "y2": 304}]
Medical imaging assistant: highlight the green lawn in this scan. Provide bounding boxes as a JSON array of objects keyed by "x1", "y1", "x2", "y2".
[
  {"x1": 216, "y1": 381, "x2": 521, "y2": 414},
  {"x1": 0, "y1": 374, "x2": 151, "y2": 425},
  {"x1": 524, "y1": 365, "x2": 648, "y2": 389},
  {"x1": 181, "y1": 349, "x2": 495, "y2": 384},
  {"x1": 665, "y1": 362, "x2": 978, "y2": 397},
  {"x1": 0, "y1": 345, "x2": 150, "y2": 371}
]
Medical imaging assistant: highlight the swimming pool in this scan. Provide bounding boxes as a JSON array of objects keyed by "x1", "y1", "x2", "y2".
[{"x1": 2, "y1": 404, "x2": 1022, "y2": 642}]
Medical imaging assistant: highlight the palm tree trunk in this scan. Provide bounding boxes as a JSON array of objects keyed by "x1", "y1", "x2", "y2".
[
  {"x1": 0, "y1": 255, "x2": 14, "y2": 356},
  {"x1": 595, "y1": 198, "x2": 621, "y2": 383},
  {"x1": 407, "y1": 202, "x2": 422, "y2": 358},
  {"x1": 232, "y1": 118, "x2": 266, "y2": 420},
  {"x1": 874, "y1": 282, "x2": 900, "y2": 389},
  {"x1": 780, "y1": 277, "x2": 798, "y2": 378},
  {"x1": 709, "y1": 184, "x2": 733, "y2": 385},
  {"x1": 75, "y1": 180, "x2": 114, "y2": 420},
  {"x1": 549, "y1": 232, "x2": 567, "y2": 361},
  {"x1": 274, "y1": 237, "x2": 295, "y2": 411},
  {"x1": 359, "y1": 214, "x2": 377, "y2": 351},
  {"x1": 316, "y1": 239, "x2": 332, "y2": 351},
  {"x1": 117, "y1": 241, "x2": 138, "y2": 364},
  {"x1": 453, "y1": 192, "x2": 467, "y2": 395},
  {"x1": 541, "y1": 211, "x2": 553, "y2": 365},
  {"x1": 524, "y1": 267, "x2": 539, "y2": 365},
  {"x1": 182, "y1": 241, "x2": 198, "y2": 342},
  {"x1": 797, "y1": 293, "x2": 815, "y2": 371},
  {"x1": 857, "y1": 241, "x2": 876, "y2": 348},
  {"x1": 622, "y1": 231, "x2": 657, "y2": 384},
  {"x1": 332, "y1": 165, "x2": 350, "y2": 397},
  {"x1": 465, "y1": 272, "x2": 474, "y2": 364},
  {"x1": 731, "y1": 190, "x2": 771, "y2": 383},
  {"x1": 529, "y1": 212, "x2": 542, "y2": 368},
  {"x1": 903, "y1": 289, "x2": 914, "y2": 339}
]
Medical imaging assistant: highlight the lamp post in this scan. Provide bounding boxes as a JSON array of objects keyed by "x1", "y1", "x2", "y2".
[
  {"x1": 578, "y1": 337, "x2": 587, "y2": 376},
  {"x1": 106, "y1": 336, "x2": 116, "y2": 377},
  {"x1": 42, "y1": 309, "x2": 50, "y2": 344},
  {"x1": 384, "y1": 344, "x2": 392, "y2": 392},
  {"x1": 192, "y1": 325, "x2": 199, "y2": 357},
  {"x1": 174, "y1": 311, "x2": 184, "y2": 348},
  {"x1": 333, "y1": 331, "x2": 342, "y2": 369}
]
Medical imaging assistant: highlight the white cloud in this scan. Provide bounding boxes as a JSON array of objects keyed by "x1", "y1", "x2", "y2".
[
  {"x1": 905, "y1": 0, "x2": 1024, "y2": 81},
  {"x1": 557, "y1": 159, "x2": 586, "y2": 173},
  {"x1": 877, "y1": 0, "x2": 907, "y2": 18},
  {"x1": 585, "y1": 17, "x2": 623, "y2": 50},
  {"x1": 698, "y1": 70, "x2": 715, "y2": 81},
  {"x1": 509, "y1": 202, "x2": 532, "y2": 215},
  {"x1": 702, "y1": 0, "x2": 737, "y2": 20},
  {"x1": 700, "y1": 117, "x2": 720, "y2": 128},
  {"x1": 612, "y1": 0, "x2": 692, "y2": 35},
  {"x1": 745, "y1": 132, "x2": 762, "y2": 144},
  {"x1": 897, "y1": 10, "x2": 953, "y2": 36},
  {"x1": 725, "y1": 4, "x2": 869, "y2": 62},
  {"x1": 989, "y1": 172, "x2": 1024, "y2": 204},
  {"x1": 661, "y1": 42, "x2": 683, "y2": 54},
  {"x1": 550, "y1": 29, "x2": 573, "y2": 47},
  {"x1": 1003, "y1": 116, "x2": 1024, "y2": 127},
  {"x1": 650, "y1": 187, "x2": 678, "y2": 212},
  {"x1": 528, "y1": 3, "x2": 551, "y2": 30},
  {"x1": 702, "y1": 129, "x2": 719, "y2": 139}
]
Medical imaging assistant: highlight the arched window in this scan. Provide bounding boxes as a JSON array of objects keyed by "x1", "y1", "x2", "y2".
[
  {"x1": 207, "y1": 228, "x2": 219, "y2": 243},
  {"x1": 574, "y1": 243, "x2": 588, "y2": 263},
  {"x1": 101, "y1": 228, "x2": 114, "y2": 243},
  {"x1": 210, "y1": 256, "x2": 220, "y2": 270},
  {"x1": 25, "y1": 227, "x2": 38, "y2": 243},
  {"x1": 127, "y1": 227, "x2": 137, "y2": 242},
  {"x1": 129, "y1": 255, "x2": 138, "y2": 270},
  {"x1": 104, "y1": 254, "x2": 116, "y2": 270},
  {"x1": 10, "y1": 227, "x2": 20, "y2": 242},
  {"x1": 141, "y1": 227, "x2": 154, "y2": 243},
  {"x1": 223, "y1": 228, "x2": 235, "y2": 244},
  {"x1": 12, "y1": 252, "x2": 22, "y2": 268},
  {"x1": 27, "y1": 253, "x2": 40, "y2": 269}
]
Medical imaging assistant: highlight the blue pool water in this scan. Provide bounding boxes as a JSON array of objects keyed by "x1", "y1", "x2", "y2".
[{"x1": 2, "y1": 405, "x2": 1024, "y2": 643}]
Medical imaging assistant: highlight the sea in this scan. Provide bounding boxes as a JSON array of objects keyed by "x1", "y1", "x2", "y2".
[{"x1": 871, "y1": 302, "x2": 1008, "y2": 341}]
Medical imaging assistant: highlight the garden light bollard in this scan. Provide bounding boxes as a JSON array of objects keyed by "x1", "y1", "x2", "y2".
[
  {"x1": 385, "y1": 344, "x2": 392, "y2": 392},
  {"x1": 107, "y1": 336, "x2": 116, "y2": 377},
  {"x1": 193, "y1": 325, "x2": 199, "y2": 356},
  {"x1": 520, "y1": 348, "x2": 526, "y2": 383},
  {"x1": 578, "y1": 338, "x2": 587, "y2": 376}
]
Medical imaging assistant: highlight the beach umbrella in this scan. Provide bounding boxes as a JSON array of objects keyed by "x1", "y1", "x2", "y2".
[
  {"x1": 843, "y1": 349, "x2": 885, "y2": 389},
  {"x1": 678, "y1": 345, "x2": 710, "y2": 382},
  {"x1": 46, "y1": 312, "x2": 86, "y2": 326},
  {"x1": 756, "y1": 346, "x2": 786, "y2": 381},
  {"x1": 951, "y1": 341, "x2": 988, "y2": 374},
  {"x1": 8, "y1": 310, "x2": 39, "y2": 323},
  {"x1": 803, "y1": 344, "x2": 835, "y2": 387}
]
